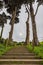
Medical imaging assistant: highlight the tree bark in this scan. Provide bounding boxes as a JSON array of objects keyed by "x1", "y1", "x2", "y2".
[
  {"x1": 30, "y1": 2, "x2": 39, "y2": 46},
  {"x1": 9, "y1": 7, "x2": 17, "y2": 41},
  {"x1": 25, "y1": 12, "x2": 29, "y2": 45},
  {"x1": 1, "y1": 25, "x2": 4, "y2": 38}
]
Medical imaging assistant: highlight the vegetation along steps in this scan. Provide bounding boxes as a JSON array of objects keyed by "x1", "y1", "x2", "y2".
[{"x1": 0, "y1": 46, "x2": 43, "y2": 65}]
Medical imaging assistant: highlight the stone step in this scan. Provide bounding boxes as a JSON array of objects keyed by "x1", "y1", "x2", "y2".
[
  {"x1": 0, "y1": 56, "x2": 39, "y2": 59},
  {"x1": 0, "y1": 59, "x2": 43, "y2": 64},
  {"x1": 0, "y1": 46, "x2": 43, "y2": 65},
  {"x1": 1, "y1": 64, "x2": 43, "y2": 65},
  {"x1": 0, "y1": 59, "x2": 43, "y2": 61},
  {"x1": 3, "y1": 53, "x2": 34, "y2": 56}
]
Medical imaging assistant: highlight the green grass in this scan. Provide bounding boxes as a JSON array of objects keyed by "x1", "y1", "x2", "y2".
[
  {"x1": 26, "y1": 44, "x2": 33, "y2": 52},
  {"x1": 0, "y1": 43, "x2": 14, "y2": 56},
  {"x1": 33, "y1": 45, "x2": 43, "y2": 58},
  {"x1": 26, "y1": 42, "x2": 43, "y2": 59}
]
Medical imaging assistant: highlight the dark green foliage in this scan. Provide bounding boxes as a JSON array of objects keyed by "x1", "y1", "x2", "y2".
[
  {"x1": 3, "y1": 0, "x2": 21, "y2": 25},
  {"x1": 0, "y1": 1, "x2": 3, "y2": 9},
  {"x1": 0, "y1": 12, "x2": 11, "y2": 38},
  {"x1": 15, "y1": 17, "x2": 19, "y2": 23},
  {"x1": 3, "y1": 0, "x2": 35, "y2": 14},
  {"x1": 16, "y1": 11, "x2": 20, "y2": 17},
  {"x1": 7, "y1": 7, "x2": 12, "y2": 14},
  {"x1": 1, "y1": 12, "x2": 7, "y2": 23},
  {"x1": 0, "y1": 12, "x2": 11, "y2": 26},
  {"x1": 0, "y1": 12, "x2": 6, "y2": 32},
  {"x1": 9, "y1": 17, "x2": 19, "y2": 25},
  {"x1": 4, "y1": 0, "x2": 23, "y2": 13}
]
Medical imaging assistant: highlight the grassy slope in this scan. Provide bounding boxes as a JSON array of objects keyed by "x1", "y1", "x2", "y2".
[
  {"x1": 26, "y1": 42, "x2": 43, "y2": 59},
  {"x1": 0, "y1": 44, "x2": 14, "y2": 56}
]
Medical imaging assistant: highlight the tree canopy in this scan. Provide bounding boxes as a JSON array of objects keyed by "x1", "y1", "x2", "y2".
[{"x1": 0, "y1": 1, "x2": 3, "y2": 9}]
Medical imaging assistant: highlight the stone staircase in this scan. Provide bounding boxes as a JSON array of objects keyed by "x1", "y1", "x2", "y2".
[{"x1": 0, "y1": 46, "x2": 43, "y2": 65}]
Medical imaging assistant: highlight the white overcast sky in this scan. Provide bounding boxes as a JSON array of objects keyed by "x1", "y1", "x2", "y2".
[{"x1": 0, "y1": 2, "x2": 43, "y2": 42}]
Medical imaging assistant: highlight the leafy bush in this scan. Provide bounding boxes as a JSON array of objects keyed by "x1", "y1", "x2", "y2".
[
  {"x1": 33, "y1": 45, "x2": 43, "y2": 58},
  {"x1": 26, "y1": 44, "x2": 33, "y2": 52},
  {"x1": 16, "y1": 42, "x2": 24, "y2": 46},
  {"x1": 33, "y1": 47, "x2": 40, "y2": 55}
]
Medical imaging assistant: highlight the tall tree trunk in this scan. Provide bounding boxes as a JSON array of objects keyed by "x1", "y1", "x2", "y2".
[
  {"x1": 1, "y1": 25, "x2": 4, "y2": 38},
  {"x1": 9, "y1": 7, "x2": 17, "y2": 41},
  {"x1": 9, "y1": 23, "x2": 14, "y2": 41},
  {"x1": 30, "y1": 2, "x2": 39, "y2": 46},
  {"x1": 25, "y1": 12, "x2": 29, "y2": 45}
]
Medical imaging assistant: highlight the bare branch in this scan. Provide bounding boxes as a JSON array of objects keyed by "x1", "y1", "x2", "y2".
[
  {"x1": 25, "y1": 4, "x2": 30, "y2": 14},
  {"x1": 35, "y1": 4, "x2": 39, "y2": 16},
  {"x1": 35, "y1": 2, "x2": 42, "y2": 16},
  {"x1": 27, "y1": 4, "x2": 30, "y2": 11}
]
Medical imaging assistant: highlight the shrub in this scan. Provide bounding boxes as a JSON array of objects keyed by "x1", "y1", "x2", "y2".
[
  {"x1": 26, "y1": 44, "x2": 33, "y2": 52},
  {"x1": 33, "y1": 46, "x2": 43, "y2": 58}
]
